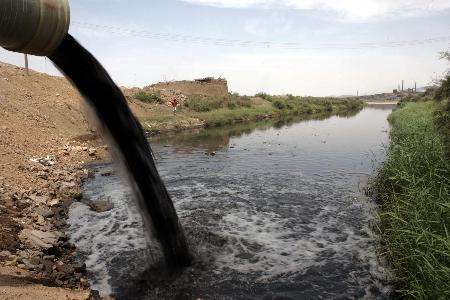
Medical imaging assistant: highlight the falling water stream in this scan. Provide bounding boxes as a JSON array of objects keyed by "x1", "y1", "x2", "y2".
[
  {"x1": 49, "y1": 34, "x2": 191, "y2": 271},
  {"x1": 68, "y1": 105, "x2": 394, "y2": 299}
]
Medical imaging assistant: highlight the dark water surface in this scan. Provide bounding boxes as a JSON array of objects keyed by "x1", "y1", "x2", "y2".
[{"x1": 68, "y1": 106, "x2": 394, "y2": 299}]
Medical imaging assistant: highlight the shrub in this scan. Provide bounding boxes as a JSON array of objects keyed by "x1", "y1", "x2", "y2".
[
  {"x1": 435, "y1": 75, "x2": 450, "y2": 101},
  {"x1": 134, "y1": 91, "x2": 163, "y2": 104},
  {"x1": 227, "y1": 94, "x2": 252, "y2": 109},
  {"x1": 184, "y1": 95, "x2": 223, "y2": 112},
  {"x1": 272, "y1": 99, "x2": 286, "y2": 109},
  {"x1": 255, "y1": 92, "x2": 270, "y2": 100}
]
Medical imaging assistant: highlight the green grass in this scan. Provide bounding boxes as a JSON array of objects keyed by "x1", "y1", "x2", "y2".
[
  {"x1": 184, "y1": 93, "x2": 253, "y2": 112},
  {"x1": 194, "y1": 106, "x2": 274, "y2": 127},
  {"x1": 190, "y1": 96, "x2": 363, "y2": 127},
  {"x1": 268, "y1": 96, "x2": 363, "y2": 115},
  {"x1": 183, "y1": 95, "x2": 224, "y2": 112},
  {"x1": 435, "y1": 100, "x2": 450, "y2": 159},
  {"x1": 142, "y1": 93, "x2": 363, "y2": 133},
  {"x1": 372, "y1": 102, "x2": 450, "y2": 299},
  {"x1": 134, "y1": 91, "x2": 164, "y2": 104}
]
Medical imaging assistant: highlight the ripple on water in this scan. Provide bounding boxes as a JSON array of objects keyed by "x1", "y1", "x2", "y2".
[{"x1": 67, "y1": 108, "x2": 393, "y2": 299}]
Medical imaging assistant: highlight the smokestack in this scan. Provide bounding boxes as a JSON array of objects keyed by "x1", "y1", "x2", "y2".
[{"x1": 402, "y1": 80, "x2": 404, "y2": 92}]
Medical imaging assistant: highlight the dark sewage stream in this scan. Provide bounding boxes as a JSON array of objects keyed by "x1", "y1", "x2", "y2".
[{"x1": 67, "y1": 106, "x2": 395, "y2": 299}]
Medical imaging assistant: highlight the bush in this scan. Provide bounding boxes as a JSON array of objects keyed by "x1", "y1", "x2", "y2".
[
  {"x1": 435, "y1": 51, "x2": 450, "y2": 101},
  {"x1": 272, "y1": 99, "x2": 286, "y2": 109},
  {"x1": 255, "y1": 92, "x2": 270, "y2": 100},
  {"x1": 435, "y1": 99, "x2": 450, "y2": 158},
  {"x1": 227, "y1": 94, "x2": 252, "y2": 109},
  {"x1": 435, "y1": 75, "x2": 450, "y2": 102},
  {"x1": 134, "y1": 91, "x2": 163, "y2": 104},
  {"x1": 184, "y1": 95, "x2": 223, "y2": 112},
  {"x1": 324, "y1": 101, "x2": 333, "y2": 112}
]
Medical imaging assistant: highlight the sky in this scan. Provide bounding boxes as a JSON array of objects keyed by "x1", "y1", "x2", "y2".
[{"x1": 1, "y1": 0, "x2": 450, "y2": 96}]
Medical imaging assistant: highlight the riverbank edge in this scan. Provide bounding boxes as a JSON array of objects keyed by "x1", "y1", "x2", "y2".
[
  {"x1": 369, "y1": 101, "x2": 450, "y2": 298},
  {"x1": 0, "y1": 146, "x2": 108, "y2": 299},
  {"x1": 141, "y1": 99, "x2": 365, "y2": 135}
]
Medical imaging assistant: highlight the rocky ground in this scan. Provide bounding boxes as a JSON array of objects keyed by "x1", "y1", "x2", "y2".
[
  {"x1": 0, "y1": 61, "x2": 213, "y2": 299},
  {"x1": 0, "y1": 62, "x2": 111, "y2": 299}
]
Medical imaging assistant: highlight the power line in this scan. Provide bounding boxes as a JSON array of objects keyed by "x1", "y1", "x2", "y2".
[{"x1": 71, "y1": 21, "x2": 450, "y2": 50}]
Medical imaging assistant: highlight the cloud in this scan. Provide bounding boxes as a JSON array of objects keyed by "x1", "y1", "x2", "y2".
[
  {"x1": 243, "y1": 13, "x2": 293, "y2": 36},
  {"x1": 179, "y1": 0, "x2": 450, "y2": 21}
]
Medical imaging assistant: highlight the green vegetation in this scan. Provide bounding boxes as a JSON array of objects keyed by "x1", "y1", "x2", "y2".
[
  {"x1": 189, "y1": 95, "x2": 363, "y2": 128},
  {"x1": 372, "y1": 102, "x2": 450, "y2": 298},
  {"x1": 434, "y1": 52, "x2": 450, "y2": 158},
  {"x1": 142, "y1": 92, "x2": 363, "y2": 133},
  {"x1": 183, "y1": 95, "x2": 224, "y2": 112},
  {"x1": 183, "y1": 93, "x2": 253, "y2": 112},
  {"x1": 371, "y1": 52, "x2": 450, "y2": 298},
  {"x1": 134, "y1": 91, "x2": 164, "y2": 104},
  {"x1": 264, "y1": 96, "x2": 362, "y2": 115},
  {"x1": 435, "y1": 99, "x2": 450, "y2": 158}
]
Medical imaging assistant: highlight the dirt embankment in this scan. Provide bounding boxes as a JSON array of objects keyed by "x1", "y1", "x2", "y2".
[
  {"x1": 149, "y1": 77, "x2": 228, "y2": 99},
  {"x1": 0, "y1": 62, "x2": 112, "y2": 299}
]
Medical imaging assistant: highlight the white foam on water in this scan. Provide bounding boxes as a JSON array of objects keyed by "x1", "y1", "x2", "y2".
[
  {"x1": 178, "y1": 183, "x2": 391, "y2": 292},
  {"x1": 216, "y1": 210, "x2": 325, "y2": 278},
  {"x1": 67, "y1": 175, "x2": 149, "y2": 295}
]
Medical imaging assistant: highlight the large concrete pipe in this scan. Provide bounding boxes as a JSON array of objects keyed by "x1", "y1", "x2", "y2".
[{"x1": 0, "y1": 0, "x2": 70, "y2": 56}]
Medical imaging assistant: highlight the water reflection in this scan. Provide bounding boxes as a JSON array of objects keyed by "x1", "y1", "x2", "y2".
[{"x1": 150, "y1": 109, "x2": 361, "y2": 154}]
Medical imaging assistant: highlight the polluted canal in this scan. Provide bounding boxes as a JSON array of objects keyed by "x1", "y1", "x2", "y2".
[{"x1": 67, "y1": 105, "x2": 394, "y2": 299}]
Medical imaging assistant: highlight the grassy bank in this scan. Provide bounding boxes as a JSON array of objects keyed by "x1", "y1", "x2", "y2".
[
  {"x1": 141, "y1": 93, "x2": 363, "y2": 133},
  {"x1": 372, "y1": 102, "x2": 450, "y2": 298}
]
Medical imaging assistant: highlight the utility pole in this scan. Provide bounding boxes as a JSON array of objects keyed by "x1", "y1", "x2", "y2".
[{"x1": 24, "y1": 54, "x2": 29, "y2": 75}]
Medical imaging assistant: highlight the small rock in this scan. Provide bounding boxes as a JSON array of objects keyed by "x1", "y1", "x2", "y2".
[
  {"x1": 74, "y1": 262, "x2": 86, "y2": 273},
  {"x1": 48, "y1": 198, "x2": 60, "y2": 207},
  {"x1": 19, "y1": 229, "x2": 61, "y2": 249},
  {"x1": 30, "y1": 156, "x2": 56, "y2": 167},
  {"x1": 36, "y1": 206, "x2": 54, "y2": 218},
  {"x1": 100, "y1": 170, "x2": 113, "y2": 177},
  {"x1": 71, "y1": 146, "x2": 84, "y2": 152},
  {"x1": 4, "y1": 259, "x2": 17, "y2": 267},
  {"x1": 28, "y1": 194, "x2": 49, "y2": 204},
  {"x1": 88, "y1": 148, "x2": 97, "y2": 156},
  {"x1": 36, "y1": 171, "x2": 48, "y2": 179},
  {"x1": 0, "y1": 250, "x2": 11, "y2": 260},
  {"x1": 89, "y1": 197, "x2": 114, "y2": 213},
  {"x1": 21, "y1": 258, "x2": 36, "y2": 270},
  {"x1": 36, "y1": 214, "x2": 46, "y2": 226}
]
